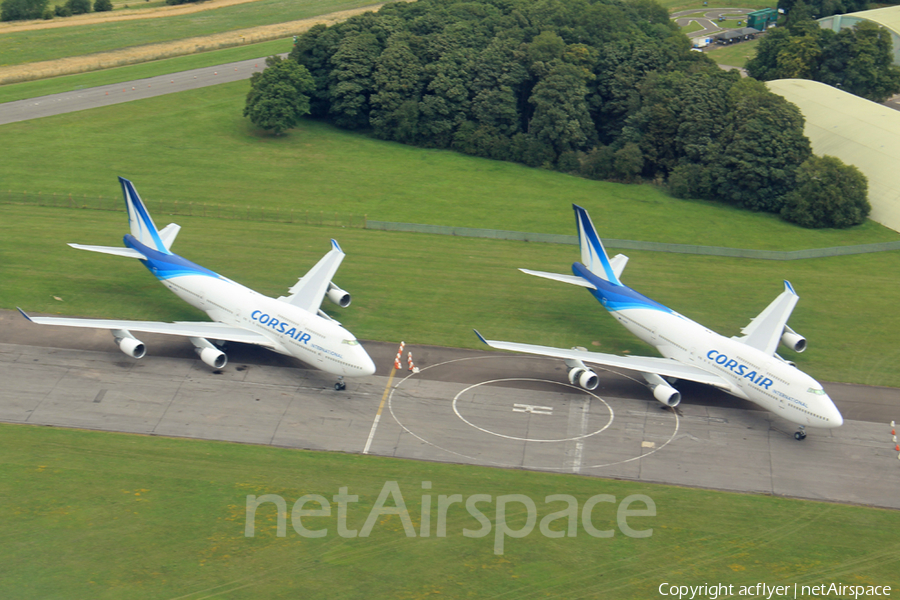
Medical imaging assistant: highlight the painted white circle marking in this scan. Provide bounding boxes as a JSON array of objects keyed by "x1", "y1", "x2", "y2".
[{"x1": 451, "y1": 378, "x2": 614, "y2": 443}]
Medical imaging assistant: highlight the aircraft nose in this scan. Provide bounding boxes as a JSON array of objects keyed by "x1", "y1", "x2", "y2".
[
  {"x1": 359, "y1": 348, "x2": 376, "y2": 376},
  {"x1": 825, "y1": 396, "x2": 843, "y2": 427}
]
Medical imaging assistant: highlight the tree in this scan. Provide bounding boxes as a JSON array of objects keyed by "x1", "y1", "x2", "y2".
[
  {"x1": 781, "y1": 155, "x2": 870, "y2": 227},
  {"x1": 747, "y1": 18, "x2": 900, "y2": 102},
  {"x1": 369, "y1": 34, "x2": 424, "y2": 142},
  {"x1": 65, "y1": 0, "x2": 89, "y2": 14},
  {"x1": 1, "y1": 0, "x2": 47, "y2": 21},
  {"x1": 93, "y1": 0, "x2": 111, "y2": 11},
  {"x1": 327, "y1": 32, "x2": 382, "y2": 129},
  {"x1": 838, "y1": 22, "x2": 900, "y2": 102},
  {"x1": 712, "y1": 79, "x2": 811, "y2": 212},
  {"x1": 778, "y1": 0, "x2": 869, "y2": 20},
  {"x1": 528, "y1": 61, "x2": 596, "y2": 157},
  {"x1": 243, "y1": 56, "x2": 315, "y2": 135}
]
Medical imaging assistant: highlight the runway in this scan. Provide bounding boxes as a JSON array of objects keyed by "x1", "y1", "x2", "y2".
[{"x1": 2, "y1": 310, "x2": 898, "y2": 509}]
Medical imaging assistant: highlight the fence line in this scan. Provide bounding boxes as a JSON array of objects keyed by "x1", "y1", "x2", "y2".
[
  {"x1": 365, "y1": 220, "x2": 900, "y2": 261},
  {"x1": 6, "y1": 191, "x2": 900, "y2": 260},
  {"x1": 1, "y1": 190, "x2": 367, "y2": 229}
]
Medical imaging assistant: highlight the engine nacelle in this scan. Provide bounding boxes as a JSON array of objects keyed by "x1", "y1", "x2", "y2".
[
  {"x1": 196, "y1": 346, "x2": 227, "y2": 369},
  {"x1": 567, "y1": 367, "x2": 599, "y2": 390},
  {"x1": 326, "y1": 283, "x2": 351, "y2": 308},
  {"x1": 189, "y1": 337, "x2": 227, "y2": 369},
  {"x1": 652, "y1": 384, "x2": 681, "y2": 407},
  {"x1": 564, "y1": 356, "x2": 599, "y2": 390},
  {"x1": 781, "y1": 327, "x2": 807, "y2": 353},
  {"x1": 112, "y1": 329, "x2": 146, "y2": 359}
]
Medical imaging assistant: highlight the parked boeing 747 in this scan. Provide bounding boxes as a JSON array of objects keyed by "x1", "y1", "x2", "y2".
[
  {"x1": 19, "y1": 177, "x2": 375, "y2": 390},
  {"x1": 476, "y1": 205, "x2": 842, "y2": 440}
]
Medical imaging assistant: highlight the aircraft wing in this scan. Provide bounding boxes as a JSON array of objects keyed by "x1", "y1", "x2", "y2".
[
  {"x1": 735, "y1": 281, "x2": 799, "y2": 356},
  {"x1": 18, "y1": 310, "x2": 276, "y2": 348},
  {"x1": 475, "y1": 331, "x2": 731, "y2": 389},
  {"x1": 279, "y1": 240, "x2": 345, "y2": 314}
]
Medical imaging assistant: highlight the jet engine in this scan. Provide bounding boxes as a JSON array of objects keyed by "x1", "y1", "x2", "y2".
[
  {"x1": 112, "y1": 329, "x2": 146, "y2": 359},
  {"x1": 326, "y1": 283, "x2": 351, "y2": 308},
  {"x1": 780, "y1": 326, "x2": 806, "y2": 353},
  {"x1": 564, "y1": 358, "x2": 599, "y2": 390},
  {"x1": 652, "y1": 384, "x2": 682, "y2": 407},
  {"x1": 190, "y1": 337, "x2": 227, "y2": 369},
  {"x1": 642, "y1": 372, "x2": 681, "y2": 407}
]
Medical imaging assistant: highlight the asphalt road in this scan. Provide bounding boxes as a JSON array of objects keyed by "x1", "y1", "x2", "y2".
[
  {"x1": 2, "y1": 309, "x2": 899, "y2": 508},
  {"x1": 671, "y1": 8, "x2": 753, "y2": 38},
  {"x1": 0, "y1": 58, "x2": 268, "y2": 126}
]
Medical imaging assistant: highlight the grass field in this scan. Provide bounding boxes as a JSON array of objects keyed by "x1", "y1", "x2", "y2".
[
  {"x1": 0, "y1": 0, "x2": 377, "y2": 67},
  {"x1": 707, "y1": 38, "x2": 761, "y2": 68},
  {"x1": 1, "y1": 423, "x2": 897, "y2": 599},
  {"x1": 3, "y1": 83, "x2": 900, "y2": 387},
  {"x1": 0, "y1": 38, "x2": 291, "y2": 104},
  {"x1": 662, "y1": 0, "x2": 775, "y2": 12},
  {"x1": 4, "y1": 198, "x2": 900, "y2": 388},
  {"x1": 2, "y1": 7, "x2": 899, "y2": 597},
  {"x1": 2, "y1": 81, "x2": 898, "y2": 250}
]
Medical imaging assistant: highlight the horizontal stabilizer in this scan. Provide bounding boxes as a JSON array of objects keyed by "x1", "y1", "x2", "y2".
[
  {"x1": 68, "y1": 244, "x2": 146, "y2": 259},
  {"x1": 608, "y1": 254, "x2": 629, "y2": 280},
  {"x1": 158, "y1": 224, "x2": 181, "y2": 251},
  {"x1": 519, "y1": 269, "x2": 596, "y2": 289}
]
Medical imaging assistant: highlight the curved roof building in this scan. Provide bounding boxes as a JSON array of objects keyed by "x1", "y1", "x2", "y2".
[
  {"x1": 767, "y1": 78, "x2": 900, "y2": 232},
  {"x1": 818, "y1": 6, "x2": 900, "y2": 65}
]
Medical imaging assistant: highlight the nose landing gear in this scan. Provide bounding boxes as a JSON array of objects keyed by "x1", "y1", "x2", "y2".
[
  {"x1": 794, "y1": 426, "x2": 807, "y2": 441},
  {"x1": 334, "y1": 376, "x2": 346, "y2": 391}
]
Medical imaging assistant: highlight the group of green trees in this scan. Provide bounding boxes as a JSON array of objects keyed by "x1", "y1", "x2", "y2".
[
  {"x1": 777, "y1": 0, "x2": 868, "y2": 21},
  {"x1": 242, "y1": 0, "x2": 871, "y2": 229},
  {"x1": 1, "y1": 0, "x2": 110, "y2": 21},
  {"x1": 747, "y1": 7, "x2": 900, "y2": 102}
]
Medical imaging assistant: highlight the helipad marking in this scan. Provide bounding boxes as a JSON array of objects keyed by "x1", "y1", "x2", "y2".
[
  {"x1": 383, "y1": 355, "x2": 680, "y2": 470},
  {"x1": 452, "y1": 379, "x2": 613, "y2": 443},
  {"x1": 513, "y1": 403, "x2": 553, "y2": 415}
]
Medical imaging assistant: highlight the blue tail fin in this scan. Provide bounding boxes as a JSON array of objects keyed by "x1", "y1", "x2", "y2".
[
  {"x1": 120, "y1": 177, "x2": 171, "y2": 254},
  {"x1": 573, "y1": 204, "x2": 624, "y2": 286}
]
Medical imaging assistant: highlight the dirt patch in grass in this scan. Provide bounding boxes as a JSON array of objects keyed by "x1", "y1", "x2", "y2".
[{"x1": 0, "y1": 4, "x2": 389, "y2": 84}]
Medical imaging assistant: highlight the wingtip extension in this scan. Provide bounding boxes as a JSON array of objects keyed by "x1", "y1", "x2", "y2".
[
  {"x1": 17, "y1": 307, "x2": 33, "y2": 322},
  {"x1": 473, "y1": 329, "x2": 489, "y2": 345}
]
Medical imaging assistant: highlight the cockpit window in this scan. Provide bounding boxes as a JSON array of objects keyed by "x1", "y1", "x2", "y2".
[
  {"x1": 807, "y1": 388, "x2": 826, "y2": 395},
  {"x1": 342, "y1": 339, "x2": 359, "y2": 346}
]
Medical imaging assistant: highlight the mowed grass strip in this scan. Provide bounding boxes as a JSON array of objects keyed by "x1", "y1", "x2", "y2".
[
  {"x1": 0, "y1": 38, "x2": 290, "y2": 104},
  {"x1": 1, "y1": 80, "x2": 898, "y2": 250},
  {"x1": 707, "y1": 38, "x2": 761, "y2": 68},
  {"x1": 0, "y1": 0, "x2": 378, "y2": 67},
  {"x1": 4, "y1": 202, "x2": 900, "y2": 388},
  {"x1": 1, "y1": 423, "x2": 897, "y2": 599}
]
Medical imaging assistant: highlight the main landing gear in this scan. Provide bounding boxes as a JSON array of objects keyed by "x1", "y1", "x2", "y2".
[
  {"x1": 794, "y1": 426, "x2": 807, "y2": 441},
  {"x1": 334, "y1": 377, "x2": 346, "y2": 391}
]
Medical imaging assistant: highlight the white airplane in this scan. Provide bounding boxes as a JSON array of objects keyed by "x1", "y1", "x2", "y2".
[
  {"x1": 476, "y1": 204, "x2": 843, "y2": 440},
  {"x1": 19, "y1": 177, "x2": 376, "y2": 390}
]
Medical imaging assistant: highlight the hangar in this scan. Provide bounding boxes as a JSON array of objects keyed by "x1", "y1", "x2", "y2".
[
  {"x1": 767, "y1": 78, "x2": 900, "y2": 233},
  {"x1": 818, "y1": 6, "x2": 900, "y2": 66}
]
